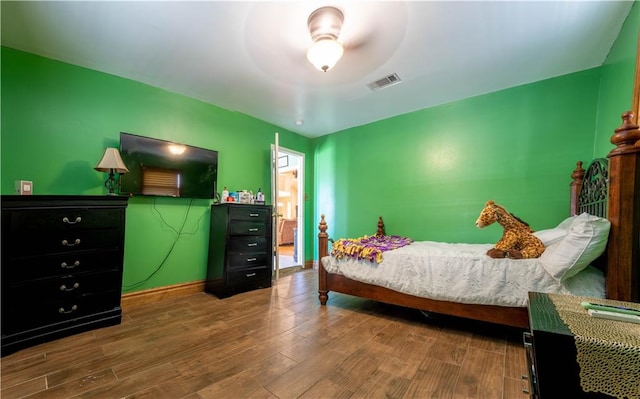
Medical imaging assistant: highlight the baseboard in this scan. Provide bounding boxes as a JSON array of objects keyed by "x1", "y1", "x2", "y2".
[
  {"x1": 122, "y1": 261, "x2": 315, "y2": 309},
  {"x1": 121, "y1": 280, "x2": 206, "y2": 309}
]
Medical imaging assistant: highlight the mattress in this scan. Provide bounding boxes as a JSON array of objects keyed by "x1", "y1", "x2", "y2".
[{"x1": 321, "y1": 241, "x2": 605, "y2": 307}]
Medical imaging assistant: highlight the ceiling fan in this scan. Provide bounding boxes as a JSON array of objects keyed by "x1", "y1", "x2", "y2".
[
  {"x1": 305, "y1": 6, "x2": 345, "y2": 72},
  {"x1": 300, "y1": 3, "x2": 408, "y2": 78},
  {"x1": 243, "y1": 2, "x2": 407, "y2": 84}
]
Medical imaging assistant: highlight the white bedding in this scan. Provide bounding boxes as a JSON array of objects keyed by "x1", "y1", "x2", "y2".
[{"x1": 321, "y1": 241, "x2": 605, "y2": 307}]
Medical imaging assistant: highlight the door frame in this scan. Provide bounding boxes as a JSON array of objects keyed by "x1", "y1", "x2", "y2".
[{"x1": 272, "y1": 145, "x2": 305, "y2": 276}]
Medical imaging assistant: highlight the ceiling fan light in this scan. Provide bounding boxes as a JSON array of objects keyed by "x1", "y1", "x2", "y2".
[{"x1": 306, "y1": 38, "x2": 344, "y2": 72}]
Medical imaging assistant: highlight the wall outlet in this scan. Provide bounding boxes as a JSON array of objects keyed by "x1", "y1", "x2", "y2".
[{"x1": 15, "y1": 180, "x2": 33, "y2": 195}]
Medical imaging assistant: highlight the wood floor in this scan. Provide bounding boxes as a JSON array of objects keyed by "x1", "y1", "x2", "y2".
[
  {"x1": 278, "y1": 245, "x2": 294, "y2": 256},
  {"x1": 1, "y1": 269, "x2": 531, "y2": 399}
]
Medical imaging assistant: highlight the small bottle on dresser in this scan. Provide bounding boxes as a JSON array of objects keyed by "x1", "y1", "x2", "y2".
[
  {"x1": 256, "y1": 188, "x2": 264, "y2": 204},
  {"x1": 221, "y1": 187, "x2": 229, "y2": 203}
]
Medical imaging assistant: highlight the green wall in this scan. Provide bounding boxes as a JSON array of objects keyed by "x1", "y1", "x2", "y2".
[
  {"x1": 313, "y1": 3, "x2": 640, "y2": 255},
  {"x1": 312, "y1": 5, "x2": 639, "y2": 252},
  {"x1": 595, "y1": 1, "x2": 640, "y2": 156},
  {"x1": 312, "y1": 70, "x2": 602, "y2": 248},
  {"x1": 1, "y1": 47, "x2": 314, "y2": 293}
]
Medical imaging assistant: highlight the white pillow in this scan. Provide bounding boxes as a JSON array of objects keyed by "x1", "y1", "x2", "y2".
[
  {"x1": 556, "y1": 215, "x2": 577, "y2": 230},
  {"x1": 539, "y1": 213, "x2": 610, "y2": 281},
  {"x1": 533, "y1": 216, "x2": 575, "y2": 246}
]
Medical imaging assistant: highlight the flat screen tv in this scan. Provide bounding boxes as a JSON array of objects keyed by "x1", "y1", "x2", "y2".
[{"x1": 119, "y1": 132, "x2": 218, "y2": 199}]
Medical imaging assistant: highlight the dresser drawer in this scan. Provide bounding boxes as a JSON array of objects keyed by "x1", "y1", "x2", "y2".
[
  {"x1": 2, "y1": 289, "x2": 121, "y2": 334},
  {"x1": 7, "y1": 208, "x2": 123, "y2": 233},
  {"x1": 3, "y1": 249, "x2": 122, "y2": 282},
  {"x1": 227, "y1": 237, "x2": 268, "y2": 254},
  {"x1": 6, "y1": 228, "x2": 123, "y2": 257},
  {"x1": 229, "y1": 221, "x2": 268, "y2": 236},
  {"x1": 227, "y1": 253, "x2": 269, "y2": 270},
  {"x1": 227, "y1": 266, "x2": 270, "y2": 288},
  {"x1": 229, "y1": 206, "x2": 270, "y2": 223},
  {"x1": 6, "y1": 270, "x2": 122, "y2": 303}
]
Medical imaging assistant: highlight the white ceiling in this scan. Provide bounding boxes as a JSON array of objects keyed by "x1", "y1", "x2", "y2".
[{"x1": 1, "y1": 1, "x2": 633, "y2": 138}]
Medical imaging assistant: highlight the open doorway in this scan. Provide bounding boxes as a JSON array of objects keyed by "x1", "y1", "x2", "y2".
[{"x1": 275, "y1": 148, "x2": 304, "y2": 270}]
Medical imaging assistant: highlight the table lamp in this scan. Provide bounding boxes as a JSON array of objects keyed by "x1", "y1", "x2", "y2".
[{"x1": 94, "y1": 148, "x2": 129, "y2": 195}]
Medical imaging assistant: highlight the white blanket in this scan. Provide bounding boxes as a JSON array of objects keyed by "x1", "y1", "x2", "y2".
[{"x1": 321, "y1": 241, "x2": 605, "y2": 307}]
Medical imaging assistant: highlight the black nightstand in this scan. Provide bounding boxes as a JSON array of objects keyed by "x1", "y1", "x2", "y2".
[{"x1": 524, "y1": 292, "x2": 614, "y2": 398}]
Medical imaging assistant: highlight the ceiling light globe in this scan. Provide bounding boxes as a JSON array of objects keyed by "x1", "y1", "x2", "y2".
[{"x1": 306, "y1": 38, "x2": 344, "y2": 72}]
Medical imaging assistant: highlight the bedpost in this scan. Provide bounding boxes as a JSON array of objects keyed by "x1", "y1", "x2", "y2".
[
  {"x1": 318, "y1": 214, "x2": 329, "y2": 305},
  {"x1": 376, "y1": 216, "x2": 385, "y2": 236},
  {"x1": 606, "y1": 111, "x2": 640, "y2": 302},
  {"x1": 569, "y1": 161, "x2": 585, "y2": 216}
]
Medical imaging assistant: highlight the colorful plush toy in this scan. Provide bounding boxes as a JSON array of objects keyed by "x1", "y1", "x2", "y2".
[{"x1": 475, "y1": 200, "x2": 545, "y2": 259}]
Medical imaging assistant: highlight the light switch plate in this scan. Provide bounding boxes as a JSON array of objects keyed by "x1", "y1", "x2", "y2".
[{"x1": 15, "y1": 180, "x2": 33, "y2": 195}]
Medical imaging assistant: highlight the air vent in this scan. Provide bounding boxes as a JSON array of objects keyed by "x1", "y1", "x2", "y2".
[{"x1": 367, "y1": 73, "x2": 402, "y2": 91}]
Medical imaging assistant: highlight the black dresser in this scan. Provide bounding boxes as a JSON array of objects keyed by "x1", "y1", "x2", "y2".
[
  {"x1": 206, "y1": 203, "x2": 273, "y2": 298},
  {"x1": 1, "y1": 195, "x2": 128, "y2": 356}
]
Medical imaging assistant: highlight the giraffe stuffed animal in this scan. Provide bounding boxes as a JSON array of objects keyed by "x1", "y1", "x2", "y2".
[{"x1": 475, "y1": 200, "x2": 545, "y2": 259}]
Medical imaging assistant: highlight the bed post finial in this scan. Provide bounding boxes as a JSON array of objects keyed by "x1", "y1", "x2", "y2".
[
  {"x1": 319, "y1": 214, "x2": 327, "y2": 237},
  {"x1": 606, "y1": 111, "x2": 640, "y2": 302},
  {"x1": 570, "y1": 161, "x2": 585, "y2": 216},
  {"x1": 376, "y1": 216, "x2": 385, "y2": 236},
  {"x1": 609, "y1": 111, "x2": 640, "y2": 157}
]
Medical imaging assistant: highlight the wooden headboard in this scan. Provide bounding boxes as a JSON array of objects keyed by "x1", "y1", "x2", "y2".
[{"x1": 573, "y1": 111, "x2": 639, "y2": 302}]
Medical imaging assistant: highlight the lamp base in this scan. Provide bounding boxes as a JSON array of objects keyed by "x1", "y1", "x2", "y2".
[{"x1": 104, "y1": 172, "x2": 117, "y2": 195}]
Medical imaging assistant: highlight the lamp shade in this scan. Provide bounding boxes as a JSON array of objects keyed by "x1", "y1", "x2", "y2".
[
  {"x1": 306, "y1": 38, "x2": 344, "y2": 72},
  {"x1": 94, "y1": 148, "x2": 129, "y2": 173}
]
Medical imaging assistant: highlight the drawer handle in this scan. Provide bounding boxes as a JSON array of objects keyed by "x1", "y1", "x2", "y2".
[
  {"x1": 62, "y1": 239, "x2": 81, "y2": 247},
  {"x1": 247, "y1": 257, "x2": 257, "y2": 262},
  {"x1": 247, "y1": 243, "x2": 258, "y2": 247},
  {"x1": 248, "y1": 228, "x2": 259, "y2": 232},
  {"x1": 62, "y1": 216, "x2": 82, "y2": 224},
  {"x1": 59, "y1": 305, "x2": 78, "y2": 314},
  {"x1": 246, "y1": 273, "x2": 256, "y2": 277},
  {"x1": 60, "y1": 283, "x2": 80, "y2": 291},
  {"x1": 523, "y1": 331, "x2": 533, "y2": 348},
  {"x1": 249, "y1": 213, "x2": 259, "y2": 217},
  {"x1": 61, "y1": 260, "x2": 80, "y2": 269}
]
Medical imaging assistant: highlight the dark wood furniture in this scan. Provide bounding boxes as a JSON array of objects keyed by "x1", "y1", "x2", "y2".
[
  {"x1": 317, "y1": 111, "x2": 640, "y2": 328},
  {"x1": 206, "y1": 203, "x2": 273, "y2": 298},
  {"x1": 524, "y1": 292, "x2": 614, "y2": 398},
  {"x1": 1, "y1": 195, "x2": 128, "y2": 356}
]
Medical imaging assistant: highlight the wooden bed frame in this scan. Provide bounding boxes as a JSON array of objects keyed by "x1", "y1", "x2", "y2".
[{"x1": 317, "y1": 112, "x2": 640, "y2": 329}]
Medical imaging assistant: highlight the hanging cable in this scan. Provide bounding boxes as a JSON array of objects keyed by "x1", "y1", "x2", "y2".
[{"x1": 123, "y1": 197, "x2": 196, "y2": 289}]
